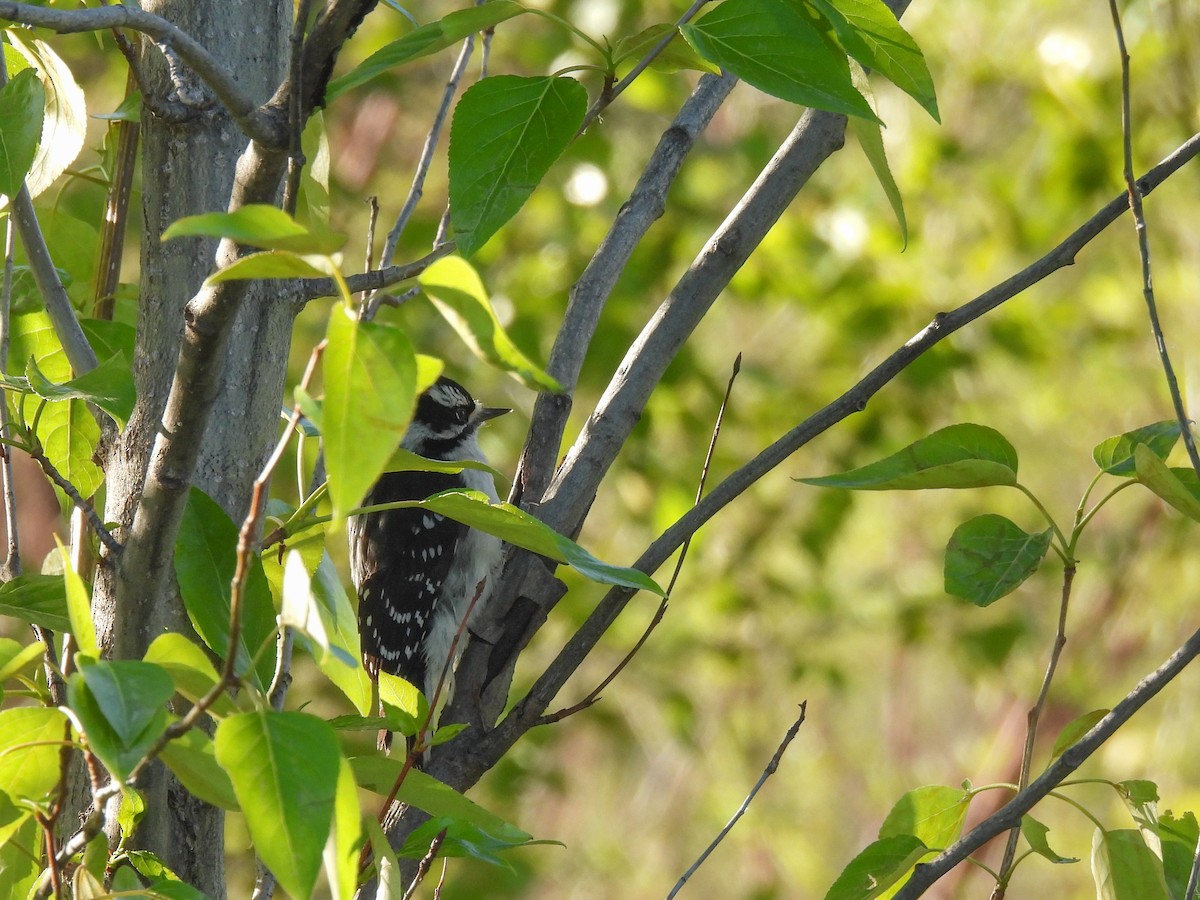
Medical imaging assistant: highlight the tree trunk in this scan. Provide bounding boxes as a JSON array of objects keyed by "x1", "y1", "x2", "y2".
[{"x1": 90, "y1": 2, "x2": 292, "y2": 894}]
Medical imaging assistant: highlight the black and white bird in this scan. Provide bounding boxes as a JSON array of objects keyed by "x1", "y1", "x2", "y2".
[{"x1": 348, "y1": 376, "x2": 509, "y2": 720}]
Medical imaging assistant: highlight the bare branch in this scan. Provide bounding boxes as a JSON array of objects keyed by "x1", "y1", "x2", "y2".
[
  {"x1": 0, "y1": 0, "x2": 282, "y2": 145},
  {"x1": 25, "y1": 441, "x2": 121, "y2": 556},
  {"x1": 298, "y1": 242, "x2": 456, "y2": 302},
  {"x1": 894, "y1": 619, "x2": 1200, "y2": 898},
  {"x1": 667, "y1": 702, "x2": 807, "y2": 899}
]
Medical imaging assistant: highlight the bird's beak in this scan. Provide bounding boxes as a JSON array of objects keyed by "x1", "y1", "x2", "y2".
[{"x1": 474, "y1": 405, "x2": 511, "y2": 424}]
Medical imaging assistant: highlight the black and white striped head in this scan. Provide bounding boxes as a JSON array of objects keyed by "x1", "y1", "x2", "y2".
[{"x1": 402, "y1": 377, "x2": 509, "y2": 457}]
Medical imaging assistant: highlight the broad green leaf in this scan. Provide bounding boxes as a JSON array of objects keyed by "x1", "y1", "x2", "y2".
[
  {"x1": 174, "y1": 487, "x2": 277, "y2": 689},
  {"x1": 0, "y1": 67, "x2": 44, "y2": 196},
  {"x1": 299, "y1": 112, "x2": 331, "y2": 229},
  {"x1": 944, "y1": 515, "x2": 1052, "y2": 607},
  {"x1": 323, "y1": 303, "x2": 418, "y2": 522},
  {"x1": 1156, "y1": 811, "x2": 1200, "y2": 900},
  {"x1": 0, "y1": 638, "x2": 45, "y2": 682},
  {"x1": 1134, "y1": 446, "x2": 1200, "y2": 521},
  {"x1": 810, "y1": 0, "x2": 939, "y2": 120},
  {"x1": 321, "y1": 757, "x2": 363, "y2": 900},
  {"x1": 281, "y1": 550, "x2": 356, "y2": 670},
  {"x1": 162, "y1": 204, "x2": 345, "y2": 254},
  {"x1": 159, "y1": 727, "x2": 240, "y2": 811},
  {"x1": 144, "y1": 633, "x2": 238, "y2": 717},
  {"x1": 59, "y1": 538, "x2": 97, "y2": 656},
  {"x1": 0, "y1": 572, "x2": 69, "y2": 631},
  {"x1": 611, "y1": 24, "x2": 722, "y2": 75},
  {"x1": 206, "y1": 249, "x2": 334, "y2": 284},
  {"x1": 0, "y1": 818, "x2": 40, "y2": 900},
  {"x1": 1091, "y1": 829, "x2": 1171, "y2": 900},
  {"x1": 308, "y1": 553, "x2": 373, "y2": 715},
  {"x1": 26, "y1": 352, "x2": 136, "y2": 428},
  {"x1": 215, "y1": 711, "x2": 340, "y2": 900},
  {"x1": 848, "y1": 61, "x2": 906, "y2": 245},
  {"x1": 681, "y1": 0, "x2": 878, "y2": 121},
  {"x1": 879, "y1": 785, "x2": 970, "y2": 850},
  {"x1": 379, "y1": 671, "x2": 425, "y2": 736},
  {"x1": 418, "y1": 256, "x2": 561, "y2": 391},
  {"x1": 400, "y1": 814, "x2": 556, "y2": 864},
  {"x1": 1023, "y1": 815, "x2": 1079, "y2": 864},
  {"x1": 7, "y1": 313, "x2": 133, "y2": 382},
  {"x1": 1117, "y1": 780, "x2": 1163, "y2": 861},
  {"x1": 38, "y1": 396, "x2": 104, "y2": 503},
  {"x1": 386, "y1": 446, "x2": 505, "y2": 482},
  {"x1": 383, "y1": 490, "x2": 666, "y2": 596},
  {"x1": 68, "y1": 663, "x2": 172, "y2": 781},
  {"x1": 117, "y1": 787, "x2": 145, "y2": 839},
  {"x1": 824, "y1": 833, "x2": 928, "y2": 900},
  {"x1": 328, "y1": 1, "x2": 528, "y2": 100},
  {"x1": 364, "y1": 817, "x2": 403, "y2": 900},
  {"x1": 798, "y1": 424, "x2": 1018, "y2": 490},
  {"x1": 7, "y1": 31, "x2": 86, "y2": 199},
  {"x1": 449, "y1": 75, "x2": 588, "y2": 256},
  {"x1": 1051, "y1": 709, "x2": 1109, "y2": 759},
  {"x1": 1093, "y1": 421, "x2": 1181, "y2": 476},
  {"x1": 0, "y1": 706, "x2": 68, "y2": 800}
]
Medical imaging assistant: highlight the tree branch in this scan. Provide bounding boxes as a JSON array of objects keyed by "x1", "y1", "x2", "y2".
[
  {"x1": 0, "y1": 1, "x2": 282, "y2": 146},
  {"x1": 297, "y1": 242, "x2": 456, "y2": 303}
]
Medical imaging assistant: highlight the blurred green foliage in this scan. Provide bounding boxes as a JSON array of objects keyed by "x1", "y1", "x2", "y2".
[{"x1": 25, "y1": 0, "x2": 1200, "y2": 895}]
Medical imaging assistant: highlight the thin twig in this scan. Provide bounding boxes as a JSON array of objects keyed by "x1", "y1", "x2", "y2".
[
  {"x1": 381, "y1": 23, "x2": 477, "y2": 267},
  {"x1": 24, "y1": 441, "x2": 121, "y2": 556},
  {"x1": 281, "y1": 0, "x2": 315, "y2": 217},
  {"x1": 360, "y1": 195, "x2": 380, "y2": 310},
  {"x1": 298, "y1": 242, "x2": 456, "y2": 303},
  {"x1": 991, "y1": 564, "x2": 1077, "y2": 897},
  {"x1": 1107, "y1": 0, "x2": 1200, "y2": 476},
  {"x1": 401, "y1": 828, "x2": 448, "y2": 900},
  {"x1": 1, "y1": 215, "x2": 19, "y2": 579},
  {"x1": 667, "y1": 702, "x2": 807, "y2": 899},
  {"x1": 540, "y1": 353, "x2": 742, "y2": 724}
]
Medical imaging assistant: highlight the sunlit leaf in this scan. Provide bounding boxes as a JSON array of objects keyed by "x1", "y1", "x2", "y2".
[
  {"x1": 797, "y1": 424, "x2": 1019, "y2": 490},
  {"x1": 0, "y1": 68, "x2": 44, "y2": 196},
  {"x1": 205, "y1": 249, "x2": 334, "y2": 284},
  {"x1": 68, "y1": 662, "x2": 172, "y2": 780},
  {"x1": 1050, "y1": 709, "x2": 1109, "y2": 759},
  {"x1": 1023, "y1": 815, "x2": 1079, "y2": 864},
  {"x1": 0, "y1": 572, "x2": 69, "y2": 632},
  {"x1": 810, "y1": 0, "x2": 939, "y2": 120},
  {"x1": 328, "y1": 1, "x2": 528, "y2": 100},
  {"x1": 159, "y1": 727, "x2": 240, "y2": 812},
  {"x1": 0, "y1": 706, "x2": 68, "y2": 801},
  {"x1": 144, "y1": 633, "x2": 238, "y2": 718},
  {"x1": 162, "y1": 204, "x2": 345, "y2": 254},
  {"x1": 824, "y1": 833, "x2": 928, "y2": 900},
  {"x1": 322, "y1": 757, "x2": 363, "y2": 900},
  {"x1": 449, "y1": 75, "x2": 587, "y2": 256},
  {"x1": 879, "y1": 785, "x2": 970, "y2": 850},
  {"x1": 944, "y1": 515, "x2": 1052, "y2": 607},
  {"x1": 26, "y1": 352, "x2": 136, "y2": 428},
  {"x1": 1092, "y1": 421, "x2": 1181, "y2": 476},
  {"x1": 681, "y1": 0, "x2": 878, "y2": 121},
  {"x1": 418, "y1": 256, "x2": 561, "y2": 391},
  {"x1": 848, "y1": 61, "x2": 906, "y2": 245},
  {"x1": 215, "y1": 710, "x2": 340, "y2": 900},
  {"x1": 7, "y1": 31, "x2": 86, "y2": 198},
  {"x1": 1134, "y1": 446, "x2": 1200, "y2": 521},
  {"x1": 612, "y1": 24, "x2": 721, "y2": 75},
  {"x1": 323, "y1": 303, "x2": 418, "y2": 522},
  {"x1": 0, "y1": 638, "x2": 45, "y2": 683},
  {"x1": 1091, "y1": 829, "x2": 1171, "y2": 900},
  {"x1": 58, "y1": 537, "x2": 97, "y2": 657}
]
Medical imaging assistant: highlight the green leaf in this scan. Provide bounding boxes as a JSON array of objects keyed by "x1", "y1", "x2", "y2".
[
  {"x1": 26, "y1": 352, "x2": 136, "y2": 428},
  {"x1": 323, "y1": 303, "x2": 418, "y2": 522},
  {"x1": 389, "y1": 490, "x2": 665, "y2": 596},
  {"x1": 1091, "y1": 829, "x2": 1171, "y2": 900},
  {"x1": 611, "y1": 24, "x2": 722, "y2": 75},
  {"x1": 0, "y1": 638, "x2": 45, "y2": 683},
  {"x1": 449, "y1": 75, "x2": 588, "y2": 256},
  {"x1": 206, "y1": 249, "x2": 334, "y2": 284},
  {"x1": 1022, "y1": 815, "x2": 1079, "y2": 864},
  {"x1": 1093, "y1": 421, "x2": 1182, "y2": 476},
  {"x1": 378, "y1": 671, "x2": 425, "y2": 736},
  {"x1": 38, "y1": 396, "x2": 104, "y2": 503},
  {"x1": 59, "y1": 539, "x2": 97, "y2": 656},
  {"x1": 386, "y1": 446, "x2": 506, "y2": 482},
  {"x1": 681, "y1": 0, "x2": 878, "y2": 121},
  {"x1": 328, "y1": 1, "x2": 528, "y2": 100},
  {"x1": 322, "y1": 757, "x2": 364, "y2": 900},
  {"x1": 848, "y1": 61, "x2": 906, "y2": 245},
  {"x1": 879, "y1": 785, "x2": 970, "y2": 850},
  {"x1": 401, "y1": 814, "x2": 556, "y2": 864},
  {"x1": 824, "y1": 833, "x2": 928, "y2": 900},
  {"x1": 809, "y1": 0, "x2": 939, "y2": 120},
  {"x1": 944, "y1": 514, "x2": 1053, "y2": 607},
  {"x1": 174, "y1": 487, "x2": 277, "y2": 689},
  {"x1": 0, "y1": 706, "x2": 68, "y2": 800},
  {"x1": 67, "y1": 664, "x2": 171, "y2": 780},
  {"x1": 799, "y1": 424, "x2": 1019, "y2": 490},
  {"x1": 280, "y1": 550, "x2": 356, "y2": 670},
  {"x1": 0, "y1": 572, "x2": 69, "y2": 632},
  {"x1": 1134, "y1": 446, "x2": 1200, "y2": 522},
  {"x1": 418, "y1": 256, "x2": 562, "y2": 391},
  {"x1": 1051, "y1": 709, "x2": 1109, "y2": 759},
  {"x1": 7, "y1": 32, "x2": 86, "y2": 198},
  {"x1": 1155, "y1": 811, "x2": 1199, "y2": 900},
  {"x1": 0, "y1": 818, "x2": 40, "y2": 900},
  {"x1": 161, "y1": 204, "x2": 345, "y2": 254},
  {"x1": 307, "y1": 553, "x2": 374, "y2": 715},
  {"x1": 0, "y1": 67, "x2": 44, "y2": 196},
  {"x1": 299, "y1": 112, "x2": 331, "y2": 229},
  {"x1": 159, "y1": 727, "x2": 240, "y2": 812},
  {"x1": 215, "y1": 711, "x2": 341, "y2": 900},
  {"x1": 144, "y1": 633, "x2": 238, "y2": 717}
]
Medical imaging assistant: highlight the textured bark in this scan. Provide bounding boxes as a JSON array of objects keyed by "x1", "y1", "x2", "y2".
[{"x1": 90, "y1": 2, "x2": 291, "y2": 894}]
